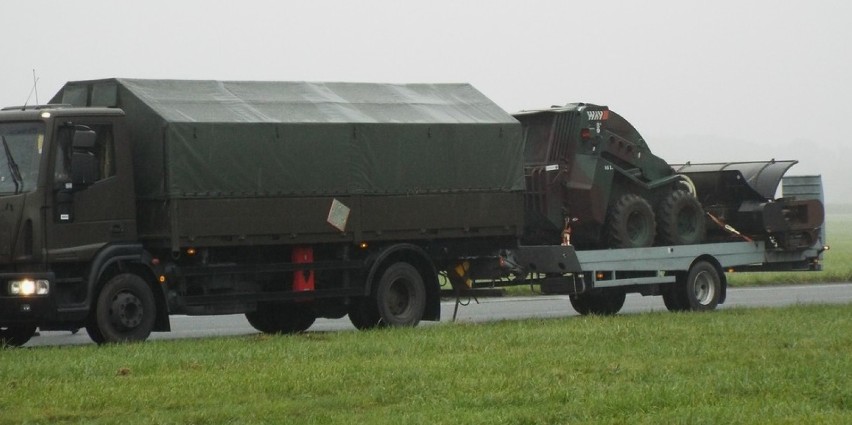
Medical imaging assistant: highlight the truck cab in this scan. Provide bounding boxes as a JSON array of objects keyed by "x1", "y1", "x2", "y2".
[{"x1": 0, "y1": 106, "x2": 137, "y2": 344}]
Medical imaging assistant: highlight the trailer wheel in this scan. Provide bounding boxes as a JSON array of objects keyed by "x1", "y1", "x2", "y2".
[
  {"x1": 657, "y1": 190, "x2": 705, "y2": 245},
  {"x1": 374, "y1": 262, "x2": 426, "y2": 327},
  {"x1": 0, "y1": 325, "x2": 37, "y2": 347},
  {"x1": 569, "y1": 289, "x2": 626, "y2": 315},
  {"x1": 607, "y1": 194, "x2": 656, "y2": 248},
  {"x1": 246, "y1": 303, "x2": 315, "y2": 334},
  {"x1": 683, "y1": 261, "x2": 722, "y2": 311},
  {"x1": 662, "y1": 285, "x2": 689, "y2": 312},
  {"x1": 88, "y1": 273, "x2": 156, "y2": 344}
]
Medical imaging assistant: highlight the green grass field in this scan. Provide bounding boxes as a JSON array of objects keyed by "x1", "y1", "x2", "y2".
[
  {"x1": 1, "y1": 304, "x2": 849, "y2": 424},
  {"x1": 1, "y1": 213, "x2": 848, "y2": 424}
]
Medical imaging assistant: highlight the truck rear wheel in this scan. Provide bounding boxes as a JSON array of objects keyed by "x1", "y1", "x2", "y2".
[
  {"x1": 374, "y1": 262, "x2": 426, "y2": 327},
  {"x1": 87, "y1": 273, "x2": 156, "y2": 344},
  {"x1": 569, "y1": 289, "x2": 626, "y2": 315},
  {"x1": 607, "y1": 194, "x2": 656, "y2": 248},
  {"x1": 657, "y1": 190, "x2": 705, "y2": 245},
  {"x1": 246, "y1": 303, "x2": 315, "y2": 334},
  {"x1": 348, "y1": 297, "x2": 382, "y2": 330},
  {"x1": 0, "y1": 325, "x2": 37, "y2": 347}
]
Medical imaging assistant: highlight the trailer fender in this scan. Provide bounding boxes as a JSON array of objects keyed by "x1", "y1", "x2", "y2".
[
  {"x1": 363, "y1": 243, "x2": 441, "y2": 321},
  {"x1": 82, "y1": 243, "x2": 170, "y2": 331}
]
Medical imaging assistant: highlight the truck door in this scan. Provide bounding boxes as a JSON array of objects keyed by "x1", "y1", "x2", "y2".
[{"x1": 45, "y1": 117, "x2": 137, "y2": 262}]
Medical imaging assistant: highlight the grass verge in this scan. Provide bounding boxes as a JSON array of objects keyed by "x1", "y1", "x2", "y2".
[{"x1": 2, "y1": 304, "x2": 850, "y2": 424}]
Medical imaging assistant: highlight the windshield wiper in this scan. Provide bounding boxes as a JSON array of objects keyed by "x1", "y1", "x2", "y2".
[{"x1": 1, "y1": 135, "x2": 24, "y2": 194}]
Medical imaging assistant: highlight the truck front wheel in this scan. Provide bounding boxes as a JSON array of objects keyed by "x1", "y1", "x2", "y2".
[
  {"x1": 87, "y1": 273, "x2": 156, "y2": 344},
  {"x1": 0, "y1": 325, "x2": 37, "y2": 347}
]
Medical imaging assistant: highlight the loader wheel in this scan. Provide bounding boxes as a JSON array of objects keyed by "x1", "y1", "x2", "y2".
[
  {"x1": 607, "y1": 194, "x2": 656, "y2": 248},
  {"x1": 657, "y1": 190, "x2": 705, "y2": 245},
  {"x1": 0, "y1": 325, "x2": 37, "y2": 347},
  {"x1": 569, "y1": 289, "x2": 626, "y2": 315},
  {"x1": 246, "y1": 303, "x2": 315, "y2": 334},
  {"x1": 88, "y1": 273, "x2": 156, "y2": 344}
]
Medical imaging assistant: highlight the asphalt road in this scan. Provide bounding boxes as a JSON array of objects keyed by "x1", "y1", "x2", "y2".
[{"x1": 25, "y1": 283, "x2": 852, "y2": 347}]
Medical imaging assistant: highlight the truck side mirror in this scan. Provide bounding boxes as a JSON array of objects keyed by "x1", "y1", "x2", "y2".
[
  {"x1": 71, "y1": 151, "x2": 98, "y2": 186},
  {"x1": 72, "y1": 128, "x2": 97, "y2": 150},
  {"x1": 69, "y1": 127, "x2": 98, "y2": 188}
]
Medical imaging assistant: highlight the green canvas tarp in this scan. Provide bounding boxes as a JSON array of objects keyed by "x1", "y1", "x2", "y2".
[{"x1": 51, "y1": 79, "x2": 524, "y2": 200}]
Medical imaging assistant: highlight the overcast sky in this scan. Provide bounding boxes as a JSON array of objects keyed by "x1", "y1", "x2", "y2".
[{"x1": 2, "y1": 0, "x2": 850, "y2": 204}]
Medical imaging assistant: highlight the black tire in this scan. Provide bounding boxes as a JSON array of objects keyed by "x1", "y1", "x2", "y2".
[
  {"x1": 348, "y1": 297, "x2": 382, "y2": 330},
  {"x1": 569, "y1": 289, "x2": 626, "y2": 315},
  {"x1": 246, "y1": 303, "x2": 316, "y2": 334},
  {"x1": 0, "y1": 325, "x2": 37, "y2": 347},
  {"x1": 87, "y1": 273, "x2": 156, "y2": 344},
  {"x1": 662, "y1": 284, "x2": 689, "y2": 312},
  {"x1": 607, "y1": 194, "x2": 656, "y2": 248},
  {"x1": 657, "y1": 190, "x2": 706, "y2": 245},
  {"x1": 683, "y1": 261, "x2": 722, "y2": 311},
  {"x1": 374, "y1": 263, "x2": 426, "y2": 327},
  {"x1": 665, "y1": 261, "x2": 722, "y2": 312},
  {"x1": 245, "y1": 306, "x2": 278, "y2": 334}
]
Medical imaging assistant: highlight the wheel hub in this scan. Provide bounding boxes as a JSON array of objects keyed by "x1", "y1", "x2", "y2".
[
  {"x1": 110, "y1": 292, "x2": 144, "y2": 329},
  {"x1": 693, "y1": 271, "x2": 715, "y2": 305},
  {"x1": 387, "y1": 280, "x2": 412, "y2": 316}
]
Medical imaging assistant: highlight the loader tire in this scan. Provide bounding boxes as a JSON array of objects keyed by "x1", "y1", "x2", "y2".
[
  {"x1": 607, "y1": 194, "x2": 656, "y2": 248},
  {"x1": 657, "y1": 190, "x2": 705, "y2": 246}
]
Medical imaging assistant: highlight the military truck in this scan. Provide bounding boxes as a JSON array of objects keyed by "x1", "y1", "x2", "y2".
[{"x1": 0, "y1": 79, "x2": 825, "y2": 346}]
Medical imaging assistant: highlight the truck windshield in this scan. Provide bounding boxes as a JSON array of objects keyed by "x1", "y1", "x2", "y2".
[{"x1": 0, "y1": 122, "x2": 44, "y2": 195}]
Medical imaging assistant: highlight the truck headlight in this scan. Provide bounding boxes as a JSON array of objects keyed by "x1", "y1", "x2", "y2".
[{"x1": 9, "y1": 279, "x2": 50, "y2": 296}]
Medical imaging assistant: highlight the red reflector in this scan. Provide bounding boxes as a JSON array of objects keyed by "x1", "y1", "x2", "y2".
[
  {"x1": 580, "y1": 128, "x2": 591, "y2": 141},
  {"x1": 292, "y1": 247, "x2": 315, "y2": 292}
]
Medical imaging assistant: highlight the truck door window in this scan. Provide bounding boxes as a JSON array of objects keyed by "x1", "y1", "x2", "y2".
[{"x1": 54, "y1": 123, "x2": 115, "y2": 185}]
